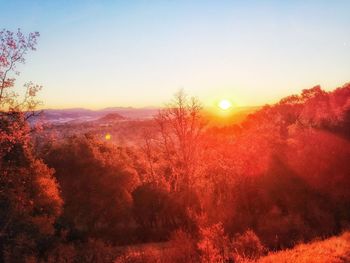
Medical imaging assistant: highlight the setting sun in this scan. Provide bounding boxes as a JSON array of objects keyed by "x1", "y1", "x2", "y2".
[{"x1": 218, "y1": 99, "x2": 232, "y2": 110}]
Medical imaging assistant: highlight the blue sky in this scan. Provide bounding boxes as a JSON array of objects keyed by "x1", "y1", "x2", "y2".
[{"x1": 1, "y1": 0, "x2": 350, "y2": 108}]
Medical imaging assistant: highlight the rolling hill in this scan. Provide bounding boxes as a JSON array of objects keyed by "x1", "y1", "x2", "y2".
[{"x1": 257, "y1": 232, "x2": 350, "y2": 263}]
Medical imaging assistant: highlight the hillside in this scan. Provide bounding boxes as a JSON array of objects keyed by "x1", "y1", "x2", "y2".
[
  {"x1": 97, "y1": 113, "x2": 125, "y2": 122},
  {"x1": 257, "y1": 232, "x2": 350, "y2": 263}
]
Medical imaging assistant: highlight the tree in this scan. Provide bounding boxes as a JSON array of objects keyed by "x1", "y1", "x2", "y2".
[
  {"x1": 132, "y1": 183, "x2": 193, "y2": 240},
  {"x1": 197, "y1": 223, "x2": 231, "y2": 263},
  {"x1": 154, "y1": 89, "x2": 205, "y2": 191},
  {"x1": 0, "y1": 29, "x2": 62, "y2": 261},
  {"x1": 0, "y1": 29, "x2": 41, "y2": 159},
  {"x1": 43, "y1": 135, "x2": 139, "y2": 243}
]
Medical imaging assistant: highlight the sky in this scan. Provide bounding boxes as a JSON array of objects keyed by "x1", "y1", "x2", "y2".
[{"x1": 1, "y1": 0, "x2": 350, "y2": 109}]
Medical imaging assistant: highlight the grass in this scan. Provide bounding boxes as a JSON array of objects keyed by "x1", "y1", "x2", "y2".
[{"x1": 257, "y1": 232, "x2": 350, "y2": 263}]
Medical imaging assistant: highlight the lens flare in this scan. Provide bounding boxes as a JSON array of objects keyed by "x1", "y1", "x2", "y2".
[{"x1": 105, "y1": 133, "x2": 111, "y2": 140}]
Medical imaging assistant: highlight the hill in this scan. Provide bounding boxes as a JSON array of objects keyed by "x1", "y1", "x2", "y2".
[
  {"x1": 97, "y1": 113, "x2": 125, "y2": 122},
  {"x1": 35, "y1": 107, "x2": 158, "y2": 123},
  {"x1": 257, "y1": 232, "x2": 350, "y2": 263}
]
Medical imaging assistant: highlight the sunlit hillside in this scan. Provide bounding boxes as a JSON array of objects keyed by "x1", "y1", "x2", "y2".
[{"x1": 258, "y1": 232, "x2": 350, "y2": 263}]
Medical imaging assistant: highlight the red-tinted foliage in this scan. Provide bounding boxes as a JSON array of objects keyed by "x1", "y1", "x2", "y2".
[
  {"x1": 2, "y1": 28, "x2": 350, "y2": 262},
  {"x1": 0, "y1": 29, "x2": 63, "y2": 261}
]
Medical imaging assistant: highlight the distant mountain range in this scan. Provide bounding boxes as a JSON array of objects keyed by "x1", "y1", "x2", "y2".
[
  {"x1": 35, "y1": 107, "x2": 159, "y2": 124},
  {"x1": 32, "y1": 106, "x2": 260, "y2": 125}
]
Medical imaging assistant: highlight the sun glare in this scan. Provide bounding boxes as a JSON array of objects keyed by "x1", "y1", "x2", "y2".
[
  {"x1": 105, "y1": 133, "x2": 111, "y2": 140},
  {"x1": 218, "y1": 99, "x2": 232, "y2": 111}
]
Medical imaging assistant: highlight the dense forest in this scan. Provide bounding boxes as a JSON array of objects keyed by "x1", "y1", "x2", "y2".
[{"x1": 1, "y1": 30, "x2": 350, "y2": 263}]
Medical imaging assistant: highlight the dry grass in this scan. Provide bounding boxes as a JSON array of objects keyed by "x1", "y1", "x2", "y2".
[
  {"x1": 115, "y1": 232, "x2": 350, "y2": 263},
  {"x1": 257, "y1": 232, "x2": 350, "y2": 263}
]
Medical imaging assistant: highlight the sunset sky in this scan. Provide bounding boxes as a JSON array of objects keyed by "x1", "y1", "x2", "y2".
[{"x1": 1, "y1": 0, "x2": 350, "y2": 109}]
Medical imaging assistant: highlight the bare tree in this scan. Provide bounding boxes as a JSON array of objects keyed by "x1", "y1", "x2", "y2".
[
  {"x1": 155, "y1": 89, "x2": 206, "y2": 191},
  {"x1": 0, "y1": 29, "x2": 41, "y2": 158},
  {"x1": 0, "y1": 29, "x2": 41, "y2": 114}
]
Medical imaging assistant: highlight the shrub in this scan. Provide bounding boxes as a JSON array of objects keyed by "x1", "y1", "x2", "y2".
[
  {"x1": 232, "y1": 230, "x2": 266, "y2": 260},
  {"x1": 197, "y1": 223, "x2": 231, "y2": 263},
  {"x1": 167, "y1": 230, "x2": 199, "y2": 262}
]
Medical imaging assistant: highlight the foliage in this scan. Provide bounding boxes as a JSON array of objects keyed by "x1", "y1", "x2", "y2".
[
  {"x1": 149, "y1": 89, "x2": 205, "y2": 191},
  {"x1": 197, "y1": 223, "x2": 231, "y2": 263},
  {"x1": 42, "y1": 135, "x2": 139, "y2": 243},
  {"x1": 0, "y1": 29, "x2": 62, "y2": 261},
  {"x1": 168, "y1": 230, "x2": 198, "y2": 263},
  {"x1": 232, "y1": 230, "x2": 266, "y2": 260}
]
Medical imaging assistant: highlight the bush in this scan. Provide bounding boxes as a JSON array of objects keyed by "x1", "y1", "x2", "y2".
[
  {"x1": 167, "y1": 230, "x2": 199, "y2": 263},
  {"x1": 232, "y1": 230, "x2": 266, "y2": 260},
  {"x1": 197, "y1": 223, "x2": 231, "y2": 263}
]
